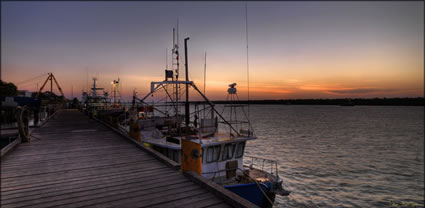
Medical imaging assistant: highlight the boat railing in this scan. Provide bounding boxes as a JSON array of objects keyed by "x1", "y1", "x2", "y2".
[
  {"x1": 244, "y1": 155, "x2": 279, "y2": 178},
  {"x1": 202, "y1": 167, "x2": 275, "y2": 205}
]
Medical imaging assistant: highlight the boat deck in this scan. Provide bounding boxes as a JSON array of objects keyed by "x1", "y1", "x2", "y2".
[{"x1": 0, "y1": 110, "x2": 241, "y2": 208}]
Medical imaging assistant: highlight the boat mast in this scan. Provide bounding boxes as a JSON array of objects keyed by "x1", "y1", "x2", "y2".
[
  {"x1": 184, "y1": 37, "x2": 190, "y2": 128},
  {"x1": 172, "y1": 23, "x2": 182, "y2": 135},
  {"x1": 203, "y1": 52, "x2": 207, "y2": 117},
  {"x1": 93, "y1": 78, "x2": 97, "y2": 96},
  {"x1": 245, "y1": 3, "x2": 250, "y2": 123},
  {"x1": 172, "y1": 25, "x2": 180, "y2": 115},
  {"x1": 204, "y1": 52, "x2": 207, "y2": 95}
]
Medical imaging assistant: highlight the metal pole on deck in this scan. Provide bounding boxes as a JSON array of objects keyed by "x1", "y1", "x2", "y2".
[
  {"x1": 203, "y1": 52, "x2": 207, "y2": 117},
  {"x1": 184, "y1": 37, "x2": 190, "y2": 128}
]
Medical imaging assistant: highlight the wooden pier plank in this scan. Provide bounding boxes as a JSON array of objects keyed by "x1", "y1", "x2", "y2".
[
  {"x1": 149, "y1": 192, "x2": 222, "y2": 208},
  {"x1": 0, "y1": 151, "x2": 149, "y2": 169},
  {"x1": 1, "y1": 165, "x2": 170, "y2": 195},
  {"x1": 1, "y1": 146, "x2": 140, "y2": 164},
  {"x1": 1, "y1": 162, "x2": 165, "y2": 189},
  {"x1": 1, "y1": 110, "x2": 232, "y2": 208},
  {"x1": 1, "y1": 168, "x2": 176, "y2": 201},
  {"x1": 1, "y1": 177, "x2": 191, "y2": 208},
  {"x1": 206, "y1": 203, "x2": 234, "y2": 208},
  {"x1": 88, "y1": 185, "x2": 207, "y2": 208}
]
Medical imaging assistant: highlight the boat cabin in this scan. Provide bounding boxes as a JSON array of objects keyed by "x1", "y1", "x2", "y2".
[{"x1": 143, "y1": 131, "x2": 255, "y2": 181}]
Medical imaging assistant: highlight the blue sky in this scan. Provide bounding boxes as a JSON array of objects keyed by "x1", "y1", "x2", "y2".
[{"x1": 2, "y1": 1, "x2": 423, "y2": 100}]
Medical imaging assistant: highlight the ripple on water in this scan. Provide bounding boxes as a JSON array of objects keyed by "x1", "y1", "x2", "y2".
[{"x1": 239, "y1": 105, "x2": 424, "y2": 207}]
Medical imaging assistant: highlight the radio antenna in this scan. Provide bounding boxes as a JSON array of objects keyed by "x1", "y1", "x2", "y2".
[
  {"x1": 245, "y1": 3, "x2": 250, "y2": 123},
  {"x1": 204, "y1": 52, "x2": 207, "y2": 95}
]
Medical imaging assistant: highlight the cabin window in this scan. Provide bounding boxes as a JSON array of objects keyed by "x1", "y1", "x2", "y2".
[
  {"x1": 235, "y1": 142, "x2": 245, "y2": 158},
  {"x1": 222, "y1": 143, "x2": 236, "y2": 160},
  {"x1": 206, "y1": 145, "x2": 221, "y2": 163}
]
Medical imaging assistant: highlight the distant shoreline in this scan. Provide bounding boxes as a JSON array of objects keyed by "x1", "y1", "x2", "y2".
[{"x1": 190, "y1": 97, "x2": 424, "y2": 106}]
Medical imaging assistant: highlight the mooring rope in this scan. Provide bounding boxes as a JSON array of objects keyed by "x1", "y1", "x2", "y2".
[
  {"x1": 16, "y1": 106, "x2": 30, "y2": 142},
  {"x1": 238, "y1": 168, "x2": 274, "y2": 206}
]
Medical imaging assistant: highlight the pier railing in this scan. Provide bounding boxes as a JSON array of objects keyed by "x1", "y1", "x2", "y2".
[{"x1": 1, "y1": 104, "x2": 61, "y2": 157}]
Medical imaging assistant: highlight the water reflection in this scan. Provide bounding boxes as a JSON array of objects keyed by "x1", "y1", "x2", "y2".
[{"x1": 239, "y1": 105, "x2": 424, "y2": 207}]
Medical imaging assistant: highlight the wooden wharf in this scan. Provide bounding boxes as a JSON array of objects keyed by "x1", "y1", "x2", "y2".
[{"x1": 1, "y1": 110, "x2": 257, "y2": 208}]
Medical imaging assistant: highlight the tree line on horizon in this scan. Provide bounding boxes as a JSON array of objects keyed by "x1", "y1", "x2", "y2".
[
  {"x1": 2, "y1": 80, "x2": 423, "y2": 106},
  {"x1": 191, "y1": 97, "x2": 424, "y2": 106}
]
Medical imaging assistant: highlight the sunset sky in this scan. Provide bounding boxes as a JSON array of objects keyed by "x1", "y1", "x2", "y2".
[{"x1": 1, "y1": 1, "x2": 424, "y2": 100}]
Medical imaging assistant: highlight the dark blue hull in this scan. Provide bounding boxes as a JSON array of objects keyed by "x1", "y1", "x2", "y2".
[{"x1": 224, "y1": 182, "x2": 275, "y2": 207}]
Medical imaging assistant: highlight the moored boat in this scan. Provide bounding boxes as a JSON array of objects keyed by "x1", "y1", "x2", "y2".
[
  {"x1": 115, "y1": 32, "x2": 290, "y2": 207},
  {"x1": 82, "y1": 77, "x2": 125, "y2": 124}
]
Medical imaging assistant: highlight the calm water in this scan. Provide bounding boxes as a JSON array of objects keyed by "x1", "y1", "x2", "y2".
[{"x1": 239, "y1": 105, "x2": 424, "y2": 208}]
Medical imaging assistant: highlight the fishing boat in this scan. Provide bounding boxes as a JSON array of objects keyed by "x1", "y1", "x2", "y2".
[
  {"x1": 82, "y1": 78, "x2": 124, "y2": 123},
  {"x1": 116, "y1": 34, "x2": 290, "y2": 207},
  {"x1": 81, "y1": 77, "x2": 109, "y2": 117}
]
